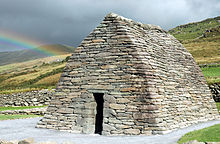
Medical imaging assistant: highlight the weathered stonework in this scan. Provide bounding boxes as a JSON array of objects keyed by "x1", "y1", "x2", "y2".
[
  {"x1": 0, "y1": 107, "x2": 47, "y2": 115},
  {"x1": 37, "y1": 13, "x2": 219, "y2": 135},
  {"x1": 209, "y1": 83, "x2": 220, "y2": 102},
  {"x1": 0, "y1": 89, "x2": 54, "y2": 107}
]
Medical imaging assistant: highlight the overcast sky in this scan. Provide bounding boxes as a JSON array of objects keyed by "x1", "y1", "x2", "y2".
[{"x1": 0, "y1": 0, "x2": 219, "y2": 52}]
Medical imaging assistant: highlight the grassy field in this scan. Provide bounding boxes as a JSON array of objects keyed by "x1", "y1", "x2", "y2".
[
  {"x1": 0, "y1": 54, "x2": 70, "y2": 94},
  {"x1": 183, "y1": 40, "x2": 220, "y2": 64},
  {"x1": 178, "y1": 123, "x2": 220, "y2": 143},
  {"x1": 169, "y1": 16, "x2": 220, "y2": 65},
  {"x1": 201, "y1": 65, "x2": 220, "y2": 84},
  {"x1": 0, "y1": 54, "x2": 69, "y2": 74},
  {"x1": 0, "y1": 114, "x2": 39, "y2": 121},
  {"x1": 0, "y1": 105, "x2": 47, "y2": 111},
  {"x1": 169, "y1": 16, "x2": 220, "y2": 43}
]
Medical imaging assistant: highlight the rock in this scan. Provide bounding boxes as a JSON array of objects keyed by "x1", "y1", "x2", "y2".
[
  {"x1": 31, "y1": 98, "x2": 38, "y2": 102},
  {"x1": 18, "y1": 138, "x2": 34, "y2": 144},
  {"x1": 0, "y1": 140, "x2": 14, "y2": 144},
  {"x1": 183, "y1": 140, "x2": 204, "y2": 144},
  {"x1": 0, "y1": 89, "x2": 54, "y2": 107},
  {"x1": 124, "y1": 129, "x2": 140, "y2": 135},
  {"x1": 116, "y1": 98, "x2": 130, "y2": 103},
  {"x1": 109, "y1": 104, "x2": 126, "y2": 109}
]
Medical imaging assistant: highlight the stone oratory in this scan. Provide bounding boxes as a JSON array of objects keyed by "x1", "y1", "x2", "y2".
[{"x1": 37, "y1": 13, "x2": 219, "y2": 135}]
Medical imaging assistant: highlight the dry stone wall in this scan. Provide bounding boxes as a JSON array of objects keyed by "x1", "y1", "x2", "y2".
[
  {"x1": 0, "y1": 107, "x2": 47, "y2": 115},
  {"x1": 0, "y1": 89, "x2": 54, "y2": 107},
  {"x1": 37, "y1": 13, "x2": 219, "y2": 135},
  {"x1": 209, "y1": 83, "x2": 220, "y2": 102}
]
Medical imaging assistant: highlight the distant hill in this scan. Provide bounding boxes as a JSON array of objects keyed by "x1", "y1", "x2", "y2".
[
  {"x1": 0, "y1": 54, "x2": 70, "y2": 94},
  {"x1": 169, "y1": 16, "x2": 220, "y2": 43},
  {"x1": 0, "y1": 44, "x2": 75, "y2": 66},
  {"x1": 168, "y1": 16, "x2": 220, "y2": 64}
]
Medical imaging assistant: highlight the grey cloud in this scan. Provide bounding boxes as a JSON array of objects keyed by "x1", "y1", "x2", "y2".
[{"x1": 0, "y1": 0, "x2": 219, "y2": 52}]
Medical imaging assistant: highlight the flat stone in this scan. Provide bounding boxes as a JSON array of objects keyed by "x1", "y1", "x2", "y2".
[
  {"x1": 124, "y1": 129, "x2": 140, "y2": 135},
  {"x1": 18, "y1": 138, "x2": 34, "y2": 144},
  {"x1": 57, "y1": 108, "x2": 73, "y2": 114},
  {"x1": 116, "y1": 98, "x2": 130, "y2": 103},
  {"x1": 109, "y1": 104, "x2": 126, "y2": 109},
  {"x1": 101, "y1": 65, "x2": 117, "y2": 69},
  {"x1": 92, "y1": 39, "x2": 105, "y2": 43},
  {"x1": 120, "y1": 87, "x2": 136, "y2": 92}
]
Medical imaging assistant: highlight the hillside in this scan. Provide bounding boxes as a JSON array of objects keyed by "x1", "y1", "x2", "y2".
[
  {"x1": 0, "y1": 44, "x2": 75, "y2": 66},
  {"x1": 168, "y1": 16, "x2": 220, "y2": 64},
  {"x1": 0, "y1": 54, "x2": 71, "y2": 93},
  {"x1": 169, "y1": 16, "x2": 220, "y2": 43}
]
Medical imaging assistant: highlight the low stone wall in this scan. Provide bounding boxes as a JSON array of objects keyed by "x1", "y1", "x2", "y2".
[
  {"x1": 209, "y1": 83, "x2": 220, "y2": 102},
  {"x1": 0, "y1": 89, "x2": 54, "y2": 107},
  {"x1": 0, "y1": 107, "x2": 47, "y2": 115}
]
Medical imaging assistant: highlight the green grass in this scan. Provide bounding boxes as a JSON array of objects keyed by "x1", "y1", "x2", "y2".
[
  {"x1": 201, "y1": 66, "x2": 220, "y2": 84},
  {"x1": 0, "y1": 114, "x2": 40, "y2": 121},
  {"x1": 201, "y1": 66, "x2": 220, "y2": 77},
  {"x1": 0, "y1": 105, "x2": 47, "y2": 111},
  {"x1": 169, "y1": 16, "x2": 220, "y2": 65},
  {"x1": 0, "y1": 59, "x2": 65, "y2": 93},
  {"x1": 169, "y1": 16, "x2": 220, "y2": 42},
  {"x1": 178, "y1": 123, "x2": 220, "y2": 143}
]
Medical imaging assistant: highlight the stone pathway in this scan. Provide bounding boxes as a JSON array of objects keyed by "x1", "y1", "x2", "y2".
[{"x1": 0, "y1": 117, "x2": 220, "y2": 144}]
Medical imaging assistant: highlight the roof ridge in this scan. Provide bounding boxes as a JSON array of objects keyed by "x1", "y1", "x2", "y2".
[{"x1": 105, "y1": 13, "x2": 166, "y2": 32}]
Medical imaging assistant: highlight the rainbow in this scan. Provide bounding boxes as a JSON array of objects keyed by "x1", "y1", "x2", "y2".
[{"x1": 0, "y1": 31, "x2": 57, "y2": 56}]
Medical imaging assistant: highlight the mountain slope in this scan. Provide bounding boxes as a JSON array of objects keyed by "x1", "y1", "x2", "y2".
[
  {"x1": 168, "y1": 16, "x2": 220, "y2": 64},
  {"x1": 0, "y1": 44, "x2": 75, "y2": 66},
  {"x1": 0, "y1": 54, "x2": 70, "y2": 93},
  {"x1": 169, "y1": 16, "x2": 220, "y2": 43}
]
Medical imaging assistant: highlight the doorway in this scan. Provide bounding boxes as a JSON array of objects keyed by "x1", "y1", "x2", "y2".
[{"x1": 93, "y1": 93, "x2": 104, "y2": 135}]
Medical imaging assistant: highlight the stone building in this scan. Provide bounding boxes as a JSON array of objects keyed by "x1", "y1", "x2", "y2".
[{"x1": 37, "y1": 13, "x2": 219, "y2": 135}]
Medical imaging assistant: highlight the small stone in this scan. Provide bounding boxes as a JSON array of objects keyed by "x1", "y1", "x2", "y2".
[
  {"x1": 92, "y1": 39, "x2": 105, "y2": 43},
  {"x1": 116, "y1": 98, "x2": 130, "y2": 103},
  {"x1": 183, "y1": 140, "x2": 204, "y2": 144},
  {"x1": 0, "y1": 140, "x2": 14, "y2": 144},
  {"x1": 31, "y1": 98, "x2": 37, "y2": 102},
  {"x1": 18, "y1": 138, "x2": 34, "y2": 144},
  {"x1": 109, "y1": 104, "x2": 126, "y2": 109},
  {"x1": 57, "y1": 108, "x2": 73, "y2": 114},
  {"x1": 120, "y1": 87, "x2": 136, "y2": 92},
  {"x1": 124, "y1": 129, "x2": 140, "y2": 135}
]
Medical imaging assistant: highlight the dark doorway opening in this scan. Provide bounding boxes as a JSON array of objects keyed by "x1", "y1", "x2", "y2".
[{"x1": 93, "y1": 93, "x2": 104, "y2": 135}]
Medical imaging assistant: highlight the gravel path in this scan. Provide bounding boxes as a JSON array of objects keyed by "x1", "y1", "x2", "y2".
[{"x1": 0, "y1": 117, "x2": 220, "y2": 144}]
